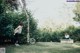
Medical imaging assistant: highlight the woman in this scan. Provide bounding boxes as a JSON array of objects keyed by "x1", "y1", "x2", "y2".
[{"x1": 14, "y1": 22, "x2": 23, "y2": 46}]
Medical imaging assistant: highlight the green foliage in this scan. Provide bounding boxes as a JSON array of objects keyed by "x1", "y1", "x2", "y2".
[
  {"x1": 0, "y1": 0, "x2": 37, "y2": 43},
  {"x1": 33, "y1": 25, "x2": 80, "y2": 42},
  {"x1": 73, "y1": 3, "x2": 80, "y2": 22},
  {"x1": 72, "y1": 3, "x2": 80, "y2": 41},
  {"x1": 1, "y1": 0, "x2": 80, "y2": 43}
]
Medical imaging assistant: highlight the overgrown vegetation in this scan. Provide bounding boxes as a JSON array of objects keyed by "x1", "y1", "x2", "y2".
[
  {"x1": 33, "y1": 26, "x2": 80, "y2": 42},
  {"x1": 0, "y1": 0, "x2": 80, "y2": 44},
  {"x1": 0, "y1": 0, "x2": 37, "y2": 44}
]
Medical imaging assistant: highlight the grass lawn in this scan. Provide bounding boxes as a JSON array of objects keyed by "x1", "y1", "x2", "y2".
[{"x1": 4, "y1": 42, "x2": 80, "y2": 53}]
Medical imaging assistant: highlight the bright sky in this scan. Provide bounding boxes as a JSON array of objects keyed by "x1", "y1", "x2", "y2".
[{"x1": 27, "y1": 0, "x2": 78, "y2": 29}]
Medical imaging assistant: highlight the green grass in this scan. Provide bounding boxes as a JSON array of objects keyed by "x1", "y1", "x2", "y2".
[{"x1": 5, "y1": 42, "x2": 80, "y2": 53}]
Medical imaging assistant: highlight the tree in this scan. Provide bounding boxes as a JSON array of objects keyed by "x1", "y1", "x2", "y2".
[
  {"x1": 73, "y1": 3, "x2": 80, "y2": 42},
  {"x1": 73, "y1": 3, "x2": 80, "y2": 22},
  {"x1": 0, "y1": 0, "x2": 37, "y2": 44}
]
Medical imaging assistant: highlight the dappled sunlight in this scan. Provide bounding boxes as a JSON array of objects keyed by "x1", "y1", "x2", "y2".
[
  {"x1": 36, "y1": 42, "x2": 80, "y2": 51},
  {"x1": 6, "y1": 42, "x2": 80, "y2": 53},
  {"x1": 43, "y1": 51, "x2": 49, "y2": 53},
  {"x1": 0, "y1": 0, "x2": 80, "y2": 53},
  {"x1": 72, "y1": 44, "x2": 80, "y2": 48}
]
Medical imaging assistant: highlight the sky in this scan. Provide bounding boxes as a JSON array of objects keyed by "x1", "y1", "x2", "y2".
[{"x1": 27, "y1": 0, "x2": 79, "y2": 29}]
